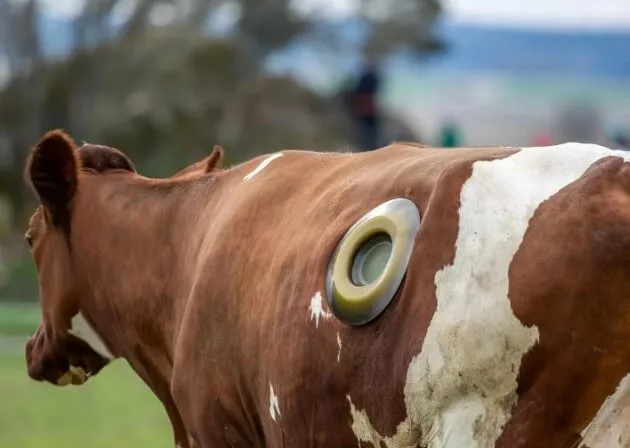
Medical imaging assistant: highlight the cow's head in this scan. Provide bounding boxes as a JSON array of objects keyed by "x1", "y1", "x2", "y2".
[{"x1": 23, "y1": 130, "x2": 136, "y2": 386}]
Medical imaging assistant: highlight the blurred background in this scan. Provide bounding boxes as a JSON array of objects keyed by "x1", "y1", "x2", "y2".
[{"x1": 0, "y1": 0, "x2": 629, "y2": 446}]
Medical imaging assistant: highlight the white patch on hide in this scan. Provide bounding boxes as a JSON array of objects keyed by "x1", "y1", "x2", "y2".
[
  {"x1": 337, "y1": 332, "x2": 342, "y2": 362},
  {"x1": 580, "y1": 373, "x2": 630, "y2": 448},
  {"x1": 69, "y1": 312, "x2": 114, "y2": 360},
  {"x1": 347, "y1": 395, "x2": 383, "y2": 443},
  {"x1": 269, "y1": 382, "x2": 281, "y2": 422},
  {"x1": 346, "y1": 143, "x2": 629, "y2": 447},
  {"x1": 243, "y1": 153, "x2": 283, "y2": 181},
  {"x1": 308, "y1": 291, "x2": 332, "y2": 328}
]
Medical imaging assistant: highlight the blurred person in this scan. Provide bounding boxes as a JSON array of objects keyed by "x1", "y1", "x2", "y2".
[
  {"x1": 350, "y1": 55, "x2": 383, "y2": 152},
  {"x1": 532, "y1": 131, "x2": 553, "y2": 146},
  {"x1": 610, "y1": 127, "x2": 630, "y2": 150},
  {"x1": 436, "y1": 117, "x2": 462, "y2": 148}
]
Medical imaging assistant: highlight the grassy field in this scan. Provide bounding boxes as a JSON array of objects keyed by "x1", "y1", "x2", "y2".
[
  {"x1": 0, "y1": 303, "x2": 171, "y2": 447},
  {"x1": 0, "y1": 302, "x2": 41, "y2": 336}
]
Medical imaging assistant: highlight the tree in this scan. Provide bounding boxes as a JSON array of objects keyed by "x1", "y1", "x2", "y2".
[{"x1": 0, "y1": 0, "x2": 443, "y2": 229}]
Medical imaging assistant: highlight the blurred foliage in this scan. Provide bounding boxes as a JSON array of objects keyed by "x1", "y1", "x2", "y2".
[
  {"x1": 0, "y1": 0, "x2": 442, "y2": 300},
  {"x1": 358, "y1": 0, "x2": 444, "y2": 55},
  {"x1": 0, "y1": 28, "x2": 353, "y2": 226},
  {"x1": 0, "y1": 254, "x2": 37, "y2": 303}
]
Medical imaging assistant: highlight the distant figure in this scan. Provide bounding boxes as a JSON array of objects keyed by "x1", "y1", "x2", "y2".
[
  {"x1": 532, "y1": 132, "x2": 553, "y2": 146},
  {"x1": 436, "y1": 118, "x2": 462, "y2": 148},
  {"x1": 350, "y1": 57, "x2": 382, "y2": 152},
  {"x1": 611, "y1": 128, "x2": 630, "y2": 150}
]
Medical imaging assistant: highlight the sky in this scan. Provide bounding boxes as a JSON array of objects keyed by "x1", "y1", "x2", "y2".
[
  {"x1": 445, "y1": 0, "x2": 630, "y2": 30},
  {"x1": 30, "y1": 0, "x2": 630, "y2": 31}
]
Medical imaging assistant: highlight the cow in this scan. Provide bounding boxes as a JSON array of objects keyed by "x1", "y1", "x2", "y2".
[{"x1": 22, "y1": 129, "x2": 630, "y2": 448}]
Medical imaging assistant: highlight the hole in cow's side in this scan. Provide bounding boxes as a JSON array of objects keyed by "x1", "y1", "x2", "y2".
[
  {"x1": 325, "y1": 197, "x2": 421, "y2": 327},
  {"x1": 350, "y1": 232, "x2": 393, "y2": 286}
]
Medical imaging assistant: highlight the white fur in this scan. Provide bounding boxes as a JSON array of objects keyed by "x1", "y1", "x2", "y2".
[
  {"x1": 269, "y1": 383, "x2": 281, "y2": 422},
  {"x1": 337, "y1": 332, "x2": 342, "y2": 362},
  {"x1": 69, "y1": 312, "x2": 114, "y2": 360},
  {"x1": 243, "y1": 153, "x2": 283, "y2": 181},
  {"x1": 581, "y1": 373, "x2": 630, "y2": 447},
  {"x1": 308, "y1": 291, "x2": 332, "y2": 328},
  {"x1": 347, "y1": 143, "x2": 629, "y2": 447}
]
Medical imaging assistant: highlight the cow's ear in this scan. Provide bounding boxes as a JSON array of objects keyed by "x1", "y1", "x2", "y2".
[
  {"x1": 206, "y1": 145, "x2": 224, "y2": 173},
  {"x1": 26, "y1": 130, "x2": 80, "y2": 226}
]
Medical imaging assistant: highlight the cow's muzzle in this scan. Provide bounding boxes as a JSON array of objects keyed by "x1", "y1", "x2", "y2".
[{"x1": 25, "y1": 326, "x2": 108, "y2": 387}]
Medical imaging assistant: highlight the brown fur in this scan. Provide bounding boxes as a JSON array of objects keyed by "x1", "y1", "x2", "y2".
[
  {"x1": 25, "y1": 130, "x2": 81, "y2": 231},
  {"x1": 78, "y1": 143, "x2": 136, "y2": 174},
  {"x1": 172, "y1": 144, "x2": 225, "y2": 178},
  {"x1": 499, "y1": 155, "x2": 630, "y2": 447},
  {"x1": 22, "y1": 130, "x2": 630, "y2": 447}
]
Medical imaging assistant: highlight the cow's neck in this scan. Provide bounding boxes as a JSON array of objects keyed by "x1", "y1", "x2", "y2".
[{"x1": 73, "y1": 174, "x2": 215, "y2": 383}]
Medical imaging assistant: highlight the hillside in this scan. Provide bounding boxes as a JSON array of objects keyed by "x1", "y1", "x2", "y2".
[{"x1": 35, "y1": 14, "x2": 630, "y2": 82}]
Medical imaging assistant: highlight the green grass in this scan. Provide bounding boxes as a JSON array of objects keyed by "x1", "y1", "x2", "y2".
[
  {"x1": 0, "y1": 351, "x2": 172, "y2": 447},
  {"x1": 0, "y1": 302, "x2": 40, "y2": 336},
  {"x1": 0, "y1": 303, "x2": 171, "y2": 447}
]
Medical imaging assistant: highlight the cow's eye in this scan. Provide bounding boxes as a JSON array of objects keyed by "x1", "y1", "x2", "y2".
[{"x1": 325, "y1": 198, "x2": 421, "y2": 326}]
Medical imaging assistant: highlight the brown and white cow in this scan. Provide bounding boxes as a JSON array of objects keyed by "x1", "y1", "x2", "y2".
[{"x1": 23, "y1": 129, "x2": 630, "y2": 447}]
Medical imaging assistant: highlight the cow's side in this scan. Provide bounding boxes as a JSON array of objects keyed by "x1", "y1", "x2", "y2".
[
  {"x1": 171, "y1": 143, "x2": 630, "y2": 447},
  {"x1": 22, "y1": 130, "x2": 630, "y2": 448},
  {"x1": 168, "y1": 144, "x2": 521, "y2": 447}
]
